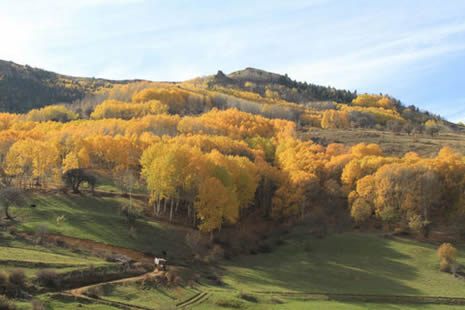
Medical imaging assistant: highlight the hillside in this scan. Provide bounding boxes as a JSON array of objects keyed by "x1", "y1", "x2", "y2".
[
  {"x1": 0, "y1": 60, "x2": 452, "y2": 132},
  {"x1": 0, "y1": 61, "x2": 465, "y2": 309},
  {"x1": 0, "y1": 60, "x2": 141, "y2": 113},
  {"x1": 190, "y1": 67, "x2": 357, "y2": 104}
]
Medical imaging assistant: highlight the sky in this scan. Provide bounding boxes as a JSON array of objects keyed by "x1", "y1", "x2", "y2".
[{"x1": 0, "y1": 0, "x2": 464, "y2": 121}]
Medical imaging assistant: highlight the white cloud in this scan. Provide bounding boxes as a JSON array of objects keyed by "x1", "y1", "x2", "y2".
[{"x1": 281, "y1": 21, "x2": 465, "y2": 90}]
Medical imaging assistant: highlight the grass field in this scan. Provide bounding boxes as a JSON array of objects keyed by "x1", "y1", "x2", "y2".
[
  {"x1": 188, "y1": 227, "x2": 465, "y2": 309},
  {"x1": 191, "y1": 292, "x2": 465, "y2": 310},
  {"x1": 9, "y1": 192, "x2": 189, "y2": 261},
  {"x1": 300, "y1": 127, "x2": 465, "y2": 157},
  {"x1": 0, "y1": 231, "x2": 110, "y2": 277},
  {"x1": 5, "y1": 192, "x2": 465, "y2": 309},
  {"x1": 220, "y1": 228, "x2": 465, "y2": 296}
]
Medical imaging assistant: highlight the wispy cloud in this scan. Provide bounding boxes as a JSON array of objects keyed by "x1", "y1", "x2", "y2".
[{"x1": 0, "y1": 1, "x2": 464, "y2": 120}]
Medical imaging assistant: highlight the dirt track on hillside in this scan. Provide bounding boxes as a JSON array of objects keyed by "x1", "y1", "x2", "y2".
[{"x1": 26, "y1": 232, "x2": 155, "y2": 264}]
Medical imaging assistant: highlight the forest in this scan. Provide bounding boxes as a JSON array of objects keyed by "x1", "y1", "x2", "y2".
[{"x1": 0, "y1": 81, "x2": 463, "y2": 240}]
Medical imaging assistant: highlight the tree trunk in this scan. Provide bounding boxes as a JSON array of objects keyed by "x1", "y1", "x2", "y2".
[
  {"x1": 192, "y1": 206, "x2": 196, "y2": 227},
  {"x1": 169, "y1": 199, "x2": 174, "y2": 222},
  {"x1": 163, "y1": 199, "x2": 167, "y2": 214},
  {"x1": 5, "y1": 205, "x2": 14, "y2": 220}
]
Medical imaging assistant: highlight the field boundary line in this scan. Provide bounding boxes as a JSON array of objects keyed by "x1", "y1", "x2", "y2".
[{"x1": 252, "y1": 291, "x2": 465, "y2": 305}]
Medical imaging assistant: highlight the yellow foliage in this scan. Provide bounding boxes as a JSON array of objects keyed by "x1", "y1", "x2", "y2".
[
  {"x1": 91, "y1": 99, "x2": 168, "y2": 120},
  {"x1": 352, "y1": 94, "x2": 393, "y2": 109}
]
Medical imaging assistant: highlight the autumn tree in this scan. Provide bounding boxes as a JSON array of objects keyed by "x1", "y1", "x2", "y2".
[
  {"x1": 195, "y1": 177, "x2": 230, "y2": 238},
  {"x1": 438, "y1": 243, "x2": 458, "y2": 273},
  {"x1": 62, "y1": 169, "x2": 96, "y2": 193}
]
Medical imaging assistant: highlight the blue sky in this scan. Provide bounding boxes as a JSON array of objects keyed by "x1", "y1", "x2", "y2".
[{"x1": 1, "y1": 0, "x2": 464, "y2": 121}]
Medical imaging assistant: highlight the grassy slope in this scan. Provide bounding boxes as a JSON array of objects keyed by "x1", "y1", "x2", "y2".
[
  {"x1": 6, "y1": 189, "x2": 465, "y2": 309},
  {"x1": 11, "y1": 192, "x2": 189, "y2": 260},
  {"x1": 103, "y1": 284, "x2": 199, "y2": 309},
  {"x1": 193, "y1": 298, "x2": 465, "y2": 310},
  {"x1": 301, "y1": 128, "x2": 465, "y2": 157},
  {"x1": 188, "y1": 227, "x2": 465, "y2": 309},
  {"x1": 0, "y1": 231, "x2": 110, "y2": 282},
  {"x1": 221, "y1": 229, "x2": 465, "y2": 296}
]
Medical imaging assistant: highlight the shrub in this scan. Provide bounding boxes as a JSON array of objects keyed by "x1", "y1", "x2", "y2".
[
  {"x1": 214, "y1": 298, "x2": 243, "y2": 308},
  {"x1": 438, "y1": 243, "x2": 458, "y2": 263},
  {"x1": 36, "y1": 269, "x2": 58, "y2": 287},
  {"x1": 85, "y1": 286, "x2": 103, "y2": 298},
  {"x1": 8, "y1": 270, "x2": 26, "y2": 288},
  {"x1": 440, "y1": 259, "x2": 451, "y2": 272},
  {"x1": 270, "y1": 297, "x2": 284, "y2": 304},
  {"x1": 55, "y1": 238, "x2": 67, "y2": 248},
  {"x1": 438, "y1": 243, "x2": 458, "y2": 273},
  {"x1": 238, "y1": 291, "x2": 258, "y2": 303},
  {"x1": 0, "y1": 295, "x2": 16, "y2": 310}
]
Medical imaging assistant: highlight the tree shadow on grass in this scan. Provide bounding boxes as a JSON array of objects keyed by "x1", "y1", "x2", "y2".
[
  {"x1": 17, "y1": 193, "x2": 190, "y2": 262},
  {"x1": 222, "y1": 233, "x2": 423, "y2": 296}
]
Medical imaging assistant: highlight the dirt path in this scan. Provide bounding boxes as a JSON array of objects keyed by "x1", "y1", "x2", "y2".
[
  {"x1": 29, "y1": 232, "x2": 155, "y2": 264},
  {"x1": 66, "y1": 271, "x2": 162, "y2": 296}
]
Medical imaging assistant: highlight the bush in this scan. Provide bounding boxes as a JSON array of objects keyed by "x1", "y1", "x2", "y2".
[
  {"x1": 0, "y1": 295, "x2": 16, "y2": 310},
  {"x1": 238, "y1": 292, "x2": 258, "y2": 303},
  {"x1": 55, "y1": 238, "x2": 67, "y2": 248},
  {"x1": 214, "y1": 298, "x2": 243, "y2": 308},
  {"x1": 85, "y1": 286, "x2": 103, "y2": 298},
  {"x1": 440, "y1": 259, "x2": 451, "y2": 272},
  {"x1": 8, "y1": 270, "x2": 26, "y2": 288},
  {"x1": 36, "y1": 269, "x2": 58, "y2": 287},
  {"x1": 270, "y1": 297, "x2": 284, "y2": 304},
  {"x1": 438, "y1": 243, "x2": 458, "y2": 263},
  {"x1": 438, "y1": 243, "x2": 458, "y2": 273}
]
